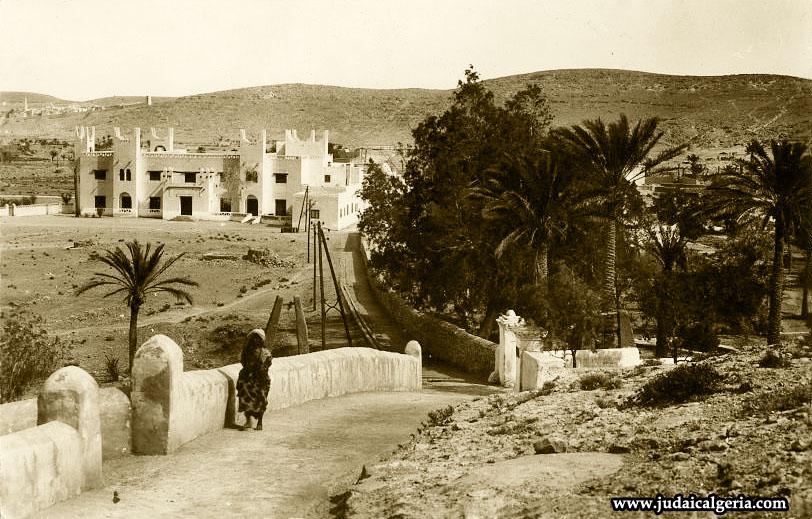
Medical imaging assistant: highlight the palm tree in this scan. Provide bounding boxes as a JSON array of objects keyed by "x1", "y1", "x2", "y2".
[
  {"x1": 701, "y1": 140, "x2": 812, "y2": 346},
  {"x1": 552, "y1": 115, "x2": 686, "y2": 332},
  {"x1": 476, "y1": 150, "x2": 572, "y2": 283},
  {"x1": 76, "y1": 241, "x2": 198, "y2": 374}
]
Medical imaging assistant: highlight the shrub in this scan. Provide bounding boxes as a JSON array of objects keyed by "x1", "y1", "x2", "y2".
[
  {"x1": 210, "y1": 323, "x2": 244, "y2": 351},
  {"x1": 104, "y1": 354, "x2": 120, "y2": 382},
  {"x1": 0, "y1": 311, "x2": 72, "y2": 403},
  {"x1": 758, "y1": 351, "x2": 790, "y2": 368},
  {"x1": 630, "y1": 363, "x2": 720, "y2": 407},
  {"x1": 740, "y1": 382, "x2": 811, "y2": 415},
  {"x1": 678, "y1": 321, "x2": 720, "y2": 352},
  {"x1": 426, "y1": 405, "x2": 454, "y2": 427},
  {"x1": 578, "y1": 372, "x2": 622, "y2": 391}
]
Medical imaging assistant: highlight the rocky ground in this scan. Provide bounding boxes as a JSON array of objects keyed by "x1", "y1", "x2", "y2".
[{"x1": 344, "y1": 338, "x2": 811, "y2": 518}]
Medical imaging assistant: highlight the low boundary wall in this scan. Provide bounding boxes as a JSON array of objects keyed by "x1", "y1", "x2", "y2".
[
  {"x1": 519, "y1": 348, "x2": 643, "y2": 391},
  {"x1": 219, "y1": 345, "x2": 422, "y2": 427},
  {"x1": 132, "y1": 334, "x2": 422, "y2": 453},
  {"x1": 0, "y1": 367, "x2": 102, "y2": 519},
  {"x1": 359, "y1": 238, "x2": 495, "y2": 377},
  {"x1": 0, "y1": 388, "x2": 131, "y2": 462},
  {"x1": 2, "y1": 202, "x2": 72, "y2": 217},
  {"x1": 0, "y1": 398, "x2": 37, "y2": 435}
]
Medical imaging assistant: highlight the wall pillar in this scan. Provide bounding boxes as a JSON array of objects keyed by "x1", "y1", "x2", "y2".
[
  {"x1": 37, "y1": 366, "x2": 102, "y2": 491},
  {"x1": 131, "y1": 334, "x2": 183, "y2": 454},
  {"x1": 405, "y1": 340, "x2": 423, "y2": 390},
  {"x1": 495, "y1": 310, "x2": 522, "y2": 388}
]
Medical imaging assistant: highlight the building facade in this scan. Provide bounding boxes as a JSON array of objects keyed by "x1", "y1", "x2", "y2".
[{"x1": 75, "y1": 127, "x2": 366, "y2": 230}]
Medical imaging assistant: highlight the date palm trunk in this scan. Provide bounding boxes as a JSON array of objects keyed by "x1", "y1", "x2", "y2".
[
  {"x1": 73, "y1": 159, "x2": 80, "y2": 217},
  {"x1": 604, "y1": 216, "x2": 620, "y2": 346},
  {"x1": 535, "y1": 245, "x2": 549, "y2": 283},
  {"x1": 128, "y1": 303, "x2": 140, "y2": 375},
  {"x1": 801, "y1": 247, "x2": 810, "y2": 319},
  {"x1": 604, "y1": 217, "x2": 617, "y2": 307},
  {"x1": 767, "y1": 225, "x2": 785, "y2": 346}
]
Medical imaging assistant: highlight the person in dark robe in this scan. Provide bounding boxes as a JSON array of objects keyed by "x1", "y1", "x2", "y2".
[{"x1": 236, "y1": 329, "x2": 273, "y2": 430}]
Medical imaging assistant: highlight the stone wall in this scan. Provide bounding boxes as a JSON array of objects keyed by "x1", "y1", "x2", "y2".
[
  {"x1": 359, "y1": 239, "x2": 495, "y2": 377},
  {"x1": 98, "y1": 387, "x2": 131, "y2": 460},
  {"x1": 0, "y1": 367, "x2": 102, "y2": 518},
  {"x1": 220, "y1": 345, "x2": 421, "y2": 426},
  {"x1": 1, "y1": 388, "x2": 132, "y2": 462},
  {"x1": 2, "y1": 202, "x2": 70, "y2": 217},
  {"x1": 0, "y1": 397, "x2": 37, "y2": 435},
  {"x1": 133, "y1": 335, "x2": 421, "y2": 453},
  {"x1": 518, "y1": 348, "x2": 643, "y2": 391}
]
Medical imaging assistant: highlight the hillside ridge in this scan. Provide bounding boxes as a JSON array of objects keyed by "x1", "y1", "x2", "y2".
[{"x1": 2, "y1": 69, "x2": 810, "y2": 147}]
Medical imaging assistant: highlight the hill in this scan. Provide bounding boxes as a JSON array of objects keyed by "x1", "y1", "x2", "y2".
[
  {"x1": 1, "y1": 69, "x2": 810, "y2": 148},
  {"x1": 0, "y1": 92, "x2": 71, "y2": 105}
]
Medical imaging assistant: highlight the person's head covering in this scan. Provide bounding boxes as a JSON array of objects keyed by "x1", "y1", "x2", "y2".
[
  {"x1": 241, "y1": 329, "x2": 267, "y2": 367},
  {"x1": 247, "y1": 329, "x2": 266, "y2": 347}
]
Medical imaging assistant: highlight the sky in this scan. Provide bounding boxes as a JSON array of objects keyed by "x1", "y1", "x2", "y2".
[{"x1": 1, "y1": 0, "x2": 810, "y2": 101}]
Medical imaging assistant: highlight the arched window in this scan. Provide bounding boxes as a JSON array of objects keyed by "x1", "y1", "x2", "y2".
[
  {"x1": 120, "y1": 193, "x2": 132, "y2": 209},
  {"x1": 125, "y1": 169, "x2": 132, "y2": 181}
]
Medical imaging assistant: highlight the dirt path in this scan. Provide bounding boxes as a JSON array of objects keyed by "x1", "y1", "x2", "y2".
[{"x1": 36, "y1": 390, "x2": 472, "y2": 519}]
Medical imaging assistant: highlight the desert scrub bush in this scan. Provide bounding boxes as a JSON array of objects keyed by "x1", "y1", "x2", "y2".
[
  {"x1": 104, "y1": 354, "x2": 120, "y2": 382},
  {"x1": 740, "y1": 382, "x2": 812, "y2": 416},
  {"x1": 578, "y1": 372, "x2": 622, "y2": 391},
  {"x1": 630, "y1": 363, "x2": 720, "y2": 407},
  {"x1": 595, "y1": 395, "x2": 617, "y2": 409},
  {"x1": 758, "y1": 350, "x2": 790, "y2": 368},
  {"x1": 487, "y1": 416, "x2": 538, "y2": 436},
  {"x1": 426, "y1": 405, "x2": 454, "y2": 427},
  {"x1": 210, "y1": 323, "x2": 244, "y2": 351},
  {"x1": 0, "y1": 310, "x2": 72, "y2": 403}
]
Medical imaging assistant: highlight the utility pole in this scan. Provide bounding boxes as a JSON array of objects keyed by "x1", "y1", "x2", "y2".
[
  {"x1": 318, "y1": 223, "x2": 352, "y2": 348},
  {"x1": 318, "y1": 222, "x2": 326, "y2": 350},
  {"x1": 312, "y1": 225, "x2": 317, "y2": 310}
]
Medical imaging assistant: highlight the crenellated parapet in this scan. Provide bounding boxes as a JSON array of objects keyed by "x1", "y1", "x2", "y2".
[
  {"x1": 280, "y1": 129, "x2": 329, "y2": 162},
  {"x1": 149, "y1": 127, "x2": 174, "y2": 152},
  {"x1": 74, "y1": 126, "x2": 96, "y2": 153}
]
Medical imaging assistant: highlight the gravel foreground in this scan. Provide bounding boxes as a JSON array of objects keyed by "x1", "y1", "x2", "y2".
[{"x1": 343, "y1": 339, "x2": 811, "y2": 518}]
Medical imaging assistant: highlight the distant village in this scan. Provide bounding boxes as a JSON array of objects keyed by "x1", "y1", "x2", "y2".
[{"x1": 1, "y1": 95, "x2": 155, "y2": 121}]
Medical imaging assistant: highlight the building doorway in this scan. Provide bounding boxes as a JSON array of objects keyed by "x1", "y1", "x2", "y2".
[
  {"x1": 274, "y1": 199, "x2": 286, "y2": 216},
  {"x1": 246, "y1": 196, "x2": 259, "y2": 216},
  {"x1": 180, "y1": 196, "x2": 193, "y2": 216}
]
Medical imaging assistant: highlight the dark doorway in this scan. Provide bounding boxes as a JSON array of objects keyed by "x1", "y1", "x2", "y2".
[
  {"x1": 275, "y1": 199, "x2": 286, "y2": 216},
  {"x1": 247, "y1": 197, "x2": 259, "y2": 216},
  {"x1": 180, "y1": 196, "x2": 193, "y2": 216}
]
